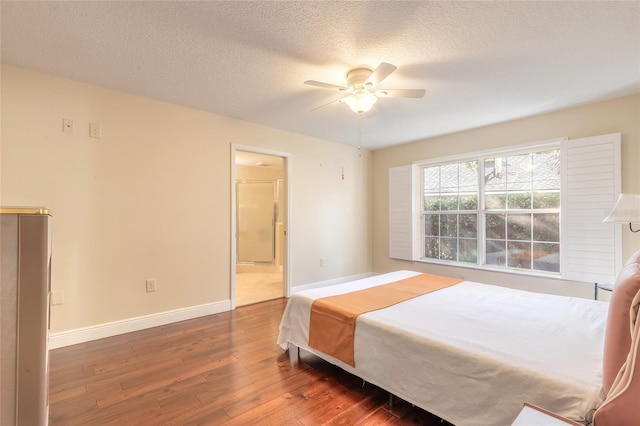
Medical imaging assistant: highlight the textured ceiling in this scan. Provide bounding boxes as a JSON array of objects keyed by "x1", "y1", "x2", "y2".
[{"x1": 2, "y1": 1, "x2": 639, "y2": 150}]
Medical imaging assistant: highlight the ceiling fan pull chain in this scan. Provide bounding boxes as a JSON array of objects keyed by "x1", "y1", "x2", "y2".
[{"x1": 357, "y1": 115, "x2": 362, "y2": 155}]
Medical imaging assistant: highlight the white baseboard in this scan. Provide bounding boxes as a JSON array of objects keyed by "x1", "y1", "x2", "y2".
[
  {"x1": 49, "y1": 300, "x2": 231, "y2": 349},
  {"x1": 291, "y1": 272, "x2": 374, "y2": 294}
]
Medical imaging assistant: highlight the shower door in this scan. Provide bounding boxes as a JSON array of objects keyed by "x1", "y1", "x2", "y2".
[{"x1": 237, "y1": 181, "x2": 276, "y2": 263}]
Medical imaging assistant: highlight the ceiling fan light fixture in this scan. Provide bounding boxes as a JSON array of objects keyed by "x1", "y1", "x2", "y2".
[
  {"x1": 305, "y1": 62, "x2": 424, "y2": 113},
  {"x1": 344, "y1": 90, "x2": 378, "y2": 114}
]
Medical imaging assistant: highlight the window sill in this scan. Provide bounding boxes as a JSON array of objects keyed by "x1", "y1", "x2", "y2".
[{"x1": 414, "y1": 258, "x2": 565, "y2": 281}]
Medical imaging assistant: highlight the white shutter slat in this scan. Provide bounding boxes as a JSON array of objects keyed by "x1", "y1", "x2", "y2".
[
  {"x1": 569, "y1": 158, "x2": 615, "y2": 169},
  {"x1": 564, "y1": 263, "x2": 615, "y2": 275},
  {"x1": 565, "y1": 197, "x2": 618, "y2": 206},
  {"x1": 561, "y1": 133, "x2": 621, "y2": 283},
  {"x1": 566, "y1": 172, "x2": 616, "y2": 183},
  {"x1": 567, "y1": 138, "x2": 616, "y2": 149},
  {"x1": 566, "y1": 187, "x2": 616, "y2": 196},
  {"x1": 567, "y1": 165, "x2": 615, "y2": 176},
  {"x1": 565, "y1": 250, "x2": 616, "y2": 261},
  {"x1": 566, "y1": 230, "x2": 614, "y2": 239},
  {"x1": 389, "y1": 165, "x2": 414, "y2": 260},
  {"x1": 568, "y1": 180, "x2": 614, "y2": 189},
  {"x1": 567, "y1": 216, "x2": 614, "y2": 225},
  {"x1": 569, "y1": 151, "x2": 616, "y2": 162},
  {"x1": 566, "y1": 237, "x2": 615, "y2": 247}
]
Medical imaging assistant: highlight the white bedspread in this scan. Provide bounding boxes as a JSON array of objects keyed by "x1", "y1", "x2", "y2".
[{"x1": 277, "y1": 271, "x2": 608, "y2": 426}]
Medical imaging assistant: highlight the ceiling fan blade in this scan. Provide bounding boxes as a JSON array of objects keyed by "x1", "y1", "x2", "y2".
[
  {"x1": 364, "y1": 62, "x2": 397, "y2": 88},
  {"x1": 310, "y1": 95, "x2": 349, "y2": 111},
  {"x1": 375, "y1": 89, "x2": 426, "y2": 99},
  {"x1": 304, "y1": 80, "x2": 348, "y2": 91}
]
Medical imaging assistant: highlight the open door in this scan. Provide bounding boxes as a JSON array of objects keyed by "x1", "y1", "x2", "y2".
[{"x1": 232, "y1": 147, "x2": 289, "y2": 308}]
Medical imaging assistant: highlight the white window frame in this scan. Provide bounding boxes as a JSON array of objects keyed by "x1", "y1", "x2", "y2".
[
  {"x1": 418, "y1": 140, "x2": 563, "y2": 275},
  {"x1": 389, "y1": 133, "x2": 622, "y2": 283}
]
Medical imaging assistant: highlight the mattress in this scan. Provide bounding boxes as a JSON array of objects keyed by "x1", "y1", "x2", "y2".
[{"x1": 277, "y1": 271, "x2": 608, "y2": 426}]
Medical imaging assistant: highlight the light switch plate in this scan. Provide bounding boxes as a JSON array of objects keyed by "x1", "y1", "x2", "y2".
[
  {"x1": 89, "y1": 123, "x2": 101, "y2": 138},
  {"x1": 51, "y1": 290, "x2": 65, "y2": 305},
  {"x1": 146, "y1": 279, "x2": 157, "y2": 292}
]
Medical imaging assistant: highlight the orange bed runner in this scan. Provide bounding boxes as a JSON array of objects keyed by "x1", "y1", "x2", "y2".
[{"x1": 308, "y1": 273, "x2": 462, "y2": 366}]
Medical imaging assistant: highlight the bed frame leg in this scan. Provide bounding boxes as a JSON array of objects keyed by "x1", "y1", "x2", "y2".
[
  {"x1": 287, "y1": 345, "x2": 301, "y2": 362},
  {"x1": 389, "y1": 393, "x2": 394, "y2": 410}
]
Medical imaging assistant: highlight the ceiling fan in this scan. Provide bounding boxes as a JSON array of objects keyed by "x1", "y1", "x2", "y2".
[{"x1": 304, "y1": 62, "x2": 425, "y2": 114}]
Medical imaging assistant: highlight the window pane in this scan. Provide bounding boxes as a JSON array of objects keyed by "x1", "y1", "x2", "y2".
[
  {"x1": 440, "y1": 195, "x2": 458, "y2": 210},
  {"x1": 459, "y1": 161, "x2": 478, "y2": 187},
  {"x1": 459, "y1": 193, "x2": 478, "y2": 210},
  {"x1": 532, "y1": 243, "x2": 560, "y2": 272},
  {"x1": 459, "y1": 239, "x2": 477, "y2": 263},
  {"x1": 533, "y1": 213, "x2": 559, "y2": 242},
  {"x1": 459, "y1": 214, "x2": 477, "y2": 238},
  {"x1": 507, "y1": 192, "x2": 531, "y2": 209},
  {"x1": 424, "y1": 214, "x2": 439, "y2": 237},
  {"x1": 507, "y1": 214, "x2": 531, "y2": 241},
  {"x1": 507, "y1": 241, "x2": 531, "y2": 269},
  {"x1": 486, "y1": 213, "x2": 506, "y2": 239},
  {"x1": 506, "y1": 154, "x2": 533, "y2": 191},
  {"x1": 423, "y1": 167, "x2": 440, "y2": 192},
  {"x1": 485, "y1": 158, "x2": 506, "y2": 191},
  {"x1": 485, "y1": 193, "x2": 506, "y2": 210},
  {"x1": 424, "y1": 195, "x2": 440, "y2": 211},
  {"x1": 421, "y1": 160, "x2": 479, "y2": 265},
  {"x1": 424, "y1": 237, "x2": 439, "y2": 259},
  {"x1": 441, "y1": 214, "x2": 457, "y2": 237},
  {"x1": 486, "y1": 240, "x2": 506, "y2": 266},
  {"x1": 440, "y1": 238, "x2": 457, "y2": 261},
  {"x1": 533, "y1": 191, "x2": 560, "y2": 209},
  {"x1": 533, "y1": 150, "x2": 560, "y2": 190},
  {"x1": 440, "y1": 164, "x2": 458, "y2": 190}
]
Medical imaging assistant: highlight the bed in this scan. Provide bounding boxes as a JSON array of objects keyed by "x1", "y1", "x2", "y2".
[{"x1": 277, "y1": 251, "x2": 640, "y2": 426}]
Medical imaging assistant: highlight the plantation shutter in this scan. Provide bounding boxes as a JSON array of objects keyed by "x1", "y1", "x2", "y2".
[
  {"x1": 389, "y1": 165, "x2": 414, "y2": 260},
  {"x1": 560, "y1": 133, "x2": 622, "y2": 283}
]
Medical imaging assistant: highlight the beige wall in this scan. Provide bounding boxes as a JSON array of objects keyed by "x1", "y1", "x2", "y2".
[
  {"x1": 1, "y1": 64, "x2": 372, "y2": 332},
  {"x1": 373, "y1": 94, "x2": 640, "y2": 298}
]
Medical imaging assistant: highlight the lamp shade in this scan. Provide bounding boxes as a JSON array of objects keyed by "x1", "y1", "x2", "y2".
[
  {"x1": 344, "y1": 90, "x2": 378, "y2": 114},
  {"x1": 603, "y1": 193, "x2": 640, "y2": 224}
]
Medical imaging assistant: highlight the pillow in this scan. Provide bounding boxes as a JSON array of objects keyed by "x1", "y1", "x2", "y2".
[
  {"x1": 601, "y1": 250, "x2": 640, "y2": 394},
  {"x1": 594, "y1": 290, "x2": 640, "y2": 425}
]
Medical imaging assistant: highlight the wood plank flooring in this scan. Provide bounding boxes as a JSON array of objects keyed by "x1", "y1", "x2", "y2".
[{"x1": 49, "y1": 298, "x2": 451, "y2": 425}]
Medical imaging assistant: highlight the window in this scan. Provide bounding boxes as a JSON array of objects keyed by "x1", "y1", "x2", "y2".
[
  {"x1": 389, "y1": 134, "x2": 622, "y2": 283},
  {"x1": 421, "y1": 149, "x2": 560, "y2": 273},
  {"x1": 482, "y1": 150, "x2": 560, "y2": 273},
  {"x1": 422, "y1": 161, "x2": 479, "y2": 264}
]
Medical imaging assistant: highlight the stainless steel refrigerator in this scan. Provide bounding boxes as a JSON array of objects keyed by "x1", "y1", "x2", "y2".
[{"x1": 1, "y1": 207, "x2": 51, "y2": 426}]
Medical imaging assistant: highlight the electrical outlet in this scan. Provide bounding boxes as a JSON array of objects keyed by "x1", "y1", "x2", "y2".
[
  {"x1": 320, "y1": 258, "x2": 325, "y2": 268},
  {"x1": 146, "y1": 279, "x2": 157, "y2": 292},
  {"x1": 51, "y1": 290, "x2": 65, "y2": 305}
]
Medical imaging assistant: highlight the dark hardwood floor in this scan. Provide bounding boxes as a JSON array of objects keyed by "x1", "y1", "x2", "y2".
[{"x1": 49, "y1": 298, "x2": 451, "y2": 425}]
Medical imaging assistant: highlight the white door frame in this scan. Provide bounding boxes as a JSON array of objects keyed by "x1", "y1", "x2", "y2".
[{"x1": 230, "y1": 144, "x2": 292, "y2": 310}]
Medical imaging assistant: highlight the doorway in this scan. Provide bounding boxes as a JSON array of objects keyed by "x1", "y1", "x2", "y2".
[{"x1": 232, "y1": 148, "x2": 288, "y2": 307}]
